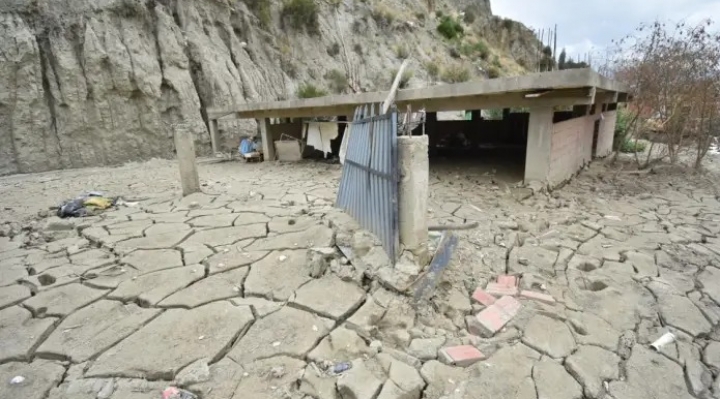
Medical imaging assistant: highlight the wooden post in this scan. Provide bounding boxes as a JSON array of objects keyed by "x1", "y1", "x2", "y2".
[{"x1": 174, "y1": 128, "x2": 201, "y2": 196}]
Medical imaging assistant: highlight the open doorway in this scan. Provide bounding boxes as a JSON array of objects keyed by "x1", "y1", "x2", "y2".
[{"x1": 421, "y1": 109, "x2": 528, "y2": 185}]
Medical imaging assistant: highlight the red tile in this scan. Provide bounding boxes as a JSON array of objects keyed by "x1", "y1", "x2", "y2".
[
  {"x1": 497, "y1": 275, "x2": 518, "y2": 288},
  {"x1": 439, "y1": 345, "x2": 486, "y2": 367},
  {"x1": 471, "y1": 288, "x2": 496, "y2": 306},
  {"x1": 485, "y1": 282, "x2": 518, "y2": 297}
]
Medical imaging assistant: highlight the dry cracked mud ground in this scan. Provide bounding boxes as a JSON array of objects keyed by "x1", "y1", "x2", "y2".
[{"x1": 1, "y1": 155, "x2": 720, "y2": 399}]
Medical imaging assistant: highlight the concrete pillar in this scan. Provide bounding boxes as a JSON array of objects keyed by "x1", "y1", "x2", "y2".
[
  {"x1": 174, "y1": 128, "x2": 201, "y2": 196},
  {"x1": 259, "y1": 118, "x2": 275, "y2": 161},
  {"x1": 209, "y1": 119, "x2": 219, "y2": 154},
  {"x1": 524, "y1": 106, "x2": 554, "y2": 183},
  {"x1": 398, "y1": 135, "x2": 429, "y2": 264}
]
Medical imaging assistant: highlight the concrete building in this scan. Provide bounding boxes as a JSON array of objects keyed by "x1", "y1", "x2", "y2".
[{"x1": 208, "y1": 69, "x2": 629, "y2": 188}]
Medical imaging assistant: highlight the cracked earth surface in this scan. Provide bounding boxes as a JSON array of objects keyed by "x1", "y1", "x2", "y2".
[{"x1": 0, "y1": 157, "x2": 720, "y2": 399}]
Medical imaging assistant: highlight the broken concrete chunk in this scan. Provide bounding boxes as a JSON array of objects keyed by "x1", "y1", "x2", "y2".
[{"x1": 336, "y1": 361, "x2": 383, "y2": 399}]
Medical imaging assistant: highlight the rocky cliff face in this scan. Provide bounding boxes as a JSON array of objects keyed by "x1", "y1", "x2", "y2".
[{"x1": 0, "y1": 0, "x2": 541, "y2": 175}]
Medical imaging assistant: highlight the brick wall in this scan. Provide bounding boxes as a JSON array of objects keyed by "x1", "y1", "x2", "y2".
[
  {"x1": 549, "y1": 116, "x2": 593, "y2": 184},
  {"x1": 596, "y1": 110, "x2": 616, "y2": 157}
]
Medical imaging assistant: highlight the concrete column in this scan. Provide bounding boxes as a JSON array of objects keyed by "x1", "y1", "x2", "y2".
[
  {"x1": 174, "y1": 128, "x2": 201, "y2": 196},
  {"x1": 209, "y1": 119, "x2": 220, "y2": 154},
  {"x1": 524, "y1": 106, "x2": 554, "y2": 183},
  {"x1": 398, "y1": 135, "x2": 429, "y2": 264},
  {"x1": 259, "y1": 118, "x2": 275, "y2": 161}
]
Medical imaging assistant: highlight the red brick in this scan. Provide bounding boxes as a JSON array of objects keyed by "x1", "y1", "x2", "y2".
[
  {"x1": 439, "y1": 345, "x2": 486, "y2": 367},
  {"x1": 468, "y1": 295, "x2": 523, "y2": 338},
  {"x1": 497, "y1": 275, "x2": 518, "y2": 288},
  {"x1": 471, "y1": 288, "x2": 496, "y2": 306},
  {"x1": 495, "y1": 295, "x2": 522, "y2": 316},
  {"x1": 520, "y1": 290, "x2": 556, "y2": 304},
  {"x1": 485, "y1": 282, "x2": 518, "y2": 297}
]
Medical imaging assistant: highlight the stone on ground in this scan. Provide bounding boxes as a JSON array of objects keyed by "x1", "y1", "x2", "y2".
[
  {"x1": 300, "y1": 364, "x2": 342, "y2": 399},
  {"x1": 185, "y1": 358, "x2": 243, "y2": 399},
  {"x1": 245, "y1": 225, "x2": 335, "y2": 251},
  {"x1": 244, "y1": 250, "x2": 312, "y2": 301},
  {"x1": 158, "y1": 267, "x2": 247, "y2": 308},
  {"x1": 108, "y1": 267, "x2": 204, "y2": 306},
  {"x1": 308, "y1": 327, "x2": 371, "y2": 362},
  {"x1": 345, "y1": 297, "x2": 387, "y2": 339},
  {"x1": 184, "y1": 223, "x2": 267, "y2": 247},
  {"x1": 407, "y1": 338, "x2": 446, "y2": 361},
  {"x1": 0, "y1": 307, "x2": 56, "y2": 362},
  {"x1": 337, "y1": 360, "x2": 383, "y2": 399},
  {"x1": 565, "y1": 345, "x2": 620, "y2": 399},
  {"x1": 533, "y1": 358, "x2": 583, "y2": 399},
  {"x1": 121, "y1": 249, "x2": 183, "y2": 274},
  {"x1": 0, "y1": 284, "x2": 31, "y2": 309},
  {"x1": 0, "y1": 360, "x2": 66, "y2": 399},
  {"x1": 292, "y1": 274, "x2": 366, "y2": 320},
  {"x1": 522, "y1": 314, "x2": 576, "y2": 358},
  {"x1": 87, "y1": 302, "x2": 254, "y2": 379},
  {"x1": 384, "y1": 359, "x2": 424, "y2": 399},
  {"x1": 228, "y1": 306, "x2": 331, "y2": 364},
  {"x1": 37, "y1": 300, "x2": 161, "y2": 362},
  {"x1": 609, "y1": 345, "x2": 695, "y2": 399},
  {"x1": 23, "y1": 283, "x2": 108, "y2": 317}
]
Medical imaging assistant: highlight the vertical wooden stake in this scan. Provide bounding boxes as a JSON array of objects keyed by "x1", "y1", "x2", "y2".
[{"x1": 174, "y1": 128, "x2": 201, "y2": 196}]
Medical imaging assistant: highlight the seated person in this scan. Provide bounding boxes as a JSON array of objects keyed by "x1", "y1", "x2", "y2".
[{"x1": 239, "y1": 136, "x2": 260, "y2": 157}]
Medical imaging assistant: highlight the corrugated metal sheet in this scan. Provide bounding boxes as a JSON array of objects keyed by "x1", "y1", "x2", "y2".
[{"x1": 336, "y1": 104, "x2": 399, "y2": 261}]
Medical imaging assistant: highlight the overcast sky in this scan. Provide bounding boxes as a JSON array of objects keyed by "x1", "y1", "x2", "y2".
[{"x1": 491, "y1": 0, "x2": 720, "y2": 61}]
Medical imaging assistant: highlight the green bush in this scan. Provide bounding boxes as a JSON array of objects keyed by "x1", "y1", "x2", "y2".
[
  {"x1": 620, "y1": 139, "x2": 647, "y2": 153},
  {"x1": 281, "y1": 0, "x2": 319, "y2": 34},
  {"x1": 395, "y1": 44, "x2": 410, "y2": 59},
  {"x1": 459, "y1": 40, "x2": 489, "y2": 60},
  {"x1": 425, "y1": 61, "x2": 440, "y2": 80},
  {"x1": 247, "y1": 0, "x2": 272, "y2": 27},
  {"x1": 435, "y1": 10, "x2": 444, "y2": 18},
  {"x1": 437, "y1": 16, "x2": 464, "y2": 40},
  {"x1": 325, "y1": 69, "x2": 347, "y2": 93},
  {"x1": 441, "y1": 64, "x2": 470, "y2": 83},
  {"x1": 297, "y1": 83, "x2": 327, "y2": 98},
  {"x1": 613, "y1": 108, "x2": 633, "y2": 150}
]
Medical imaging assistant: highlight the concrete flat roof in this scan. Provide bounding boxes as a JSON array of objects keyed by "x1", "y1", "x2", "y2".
[{"x1": 209, "y1": 68, "x2": 629, "y2": 120}]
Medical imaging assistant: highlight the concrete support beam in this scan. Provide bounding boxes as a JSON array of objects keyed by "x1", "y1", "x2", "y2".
[
  {"x1": 259, "y1": 118, "x2": 276, "y2": 162},
  {"x1": 398, "y1": 135, "x2": 429, "y2": 263},
  {"x1": 524, "y1": 106, "x2": 554, "y2": 184},
  {"x1": 209, "y1": 119, "x2": 220, "y2": 154},
  {"x1": 174, "y1": 129, "x2": 201, "y2": 196}
]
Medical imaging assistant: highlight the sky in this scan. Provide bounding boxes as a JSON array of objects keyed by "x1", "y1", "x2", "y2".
[{"x1": 491, "y1": 0, "x2": 720, "y2": 62}]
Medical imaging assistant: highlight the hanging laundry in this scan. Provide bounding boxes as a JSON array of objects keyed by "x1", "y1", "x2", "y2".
[{"x1": 306, "y1": 122, "x2": 338, "y2": 158}]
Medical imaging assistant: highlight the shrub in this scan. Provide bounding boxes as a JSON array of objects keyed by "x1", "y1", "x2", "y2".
[
  {"x1": 281, "y1": 0, "x2": 319, "y2": 34},
  {"x1": 389, "y1": 69, "x2": 413, "y2": 89},
  {"x1": 620, "y1": 139, "x2": 647, "y2": 153},
  {"x1": 441, "y1": 64, "x2": 470, "y2": 83},
  {"x1": 487, "y1": 65, "x2": 501, "y2": 78},
  {"x1": 425, "y1": 61, "x2": 440, "y2": 80},
  {"x1": 247, "y1": 0, "x2": 272, "y2": 27},
  {"x1": 613, "y1": 107, "x2": 632, "y2": 150},
  {"x1": 327, "y1": 42, "x2": 341, "y2": 57},
  {"x1": 325, "y1": 69, "x2": 347, "y2": 93},
  {"x1": 463, "y1": 9, "x2": 475, "y2": 24},
  {"x1": 459, "y1": 40, "x2": 489, "y2": 60},
  {"x1": 297, "y1": 83, "x2": 328, "y2": 98},
  {"x1": 502, "y1": 18, "x2": 514, "y2": 30},
  {"x1": 371, "y1": 4, "x2": 396, "y2": 29},
  {"x1": 353, "y1": 43, "x2": 363, "y2": 55},
  {"x1": 414, "y1": 12, "x2": 426, "y2": 21},
  {"x1": 435, "y1": 10, "x2": 443, "y2": 18},
  {"x1": 395, "y1": 44, "x2": 410, "y2": 59},
  {"x1": 437, "y1": 16, "x2": 464, "y2": 40}
]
